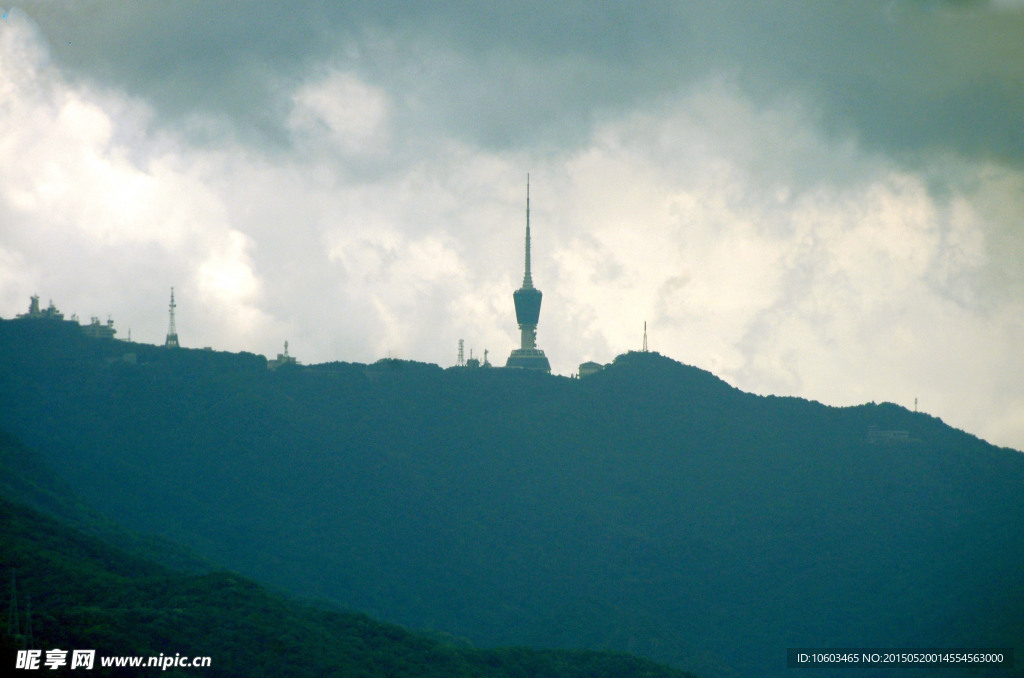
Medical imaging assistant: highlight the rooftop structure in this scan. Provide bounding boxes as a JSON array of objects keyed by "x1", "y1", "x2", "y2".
[
  {"x1": 268, "y1": 341, "x2": 299, "y2": 370},
  {"x1": 14, "y1": 295, "x2": 121, "y2": 339},
  {"x1": 82, "y1": 316, "x2": 117, "y2": 339},
  {"x1": 505, "y1": 175, "x2": 551, "y2": 372},
  {"x1": 16, "y1": 295, "x2": 64, "y2": 321}
]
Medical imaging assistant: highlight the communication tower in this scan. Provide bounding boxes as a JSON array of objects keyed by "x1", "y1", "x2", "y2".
[
  {"x1": 642, "y1": 321, "x2": 648, "y2": 352},
  {"x1": 505, "y1": 175, "x2": 551, "y2": 372},
  {"x1": 165, "y1": 287, "x2": 179, "y2": 348}
]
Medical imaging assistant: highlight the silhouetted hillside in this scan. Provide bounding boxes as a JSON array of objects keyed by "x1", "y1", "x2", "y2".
[
  {"x1": 0, "y1": 429, "x2": 212, "y2": 575},
  {"x1": 1, "y1": 318, "x2": 1021, "y2": 677},
  {"x1": 0, "y1": 473, "x2": 697, "y2": 677}
]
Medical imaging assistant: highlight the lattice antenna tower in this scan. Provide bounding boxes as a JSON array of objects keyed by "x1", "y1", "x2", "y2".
[
  {"x1": 165, "y1": 287, "x2": 180, "y2": 348},
  {"x1": 458, "y1": 339, "x2": 465, "y2": 367},
  {"x1": 642, "y1": 321, "x2": 648, "y2": 352}
]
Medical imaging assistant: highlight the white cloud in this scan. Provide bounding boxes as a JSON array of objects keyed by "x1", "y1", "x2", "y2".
[
  {"x1": 288, "y1": 70, "x2": 390, "y2": 154},
  {"x1": 2, "y1": 11, "x2": 1023, "y2": 453},
  {"x1": 0, "y1": 13, "x2": 266, "y2": 349},
  {"x1": 532, "y1": 83, "x2": 1023, "y2": 450}
]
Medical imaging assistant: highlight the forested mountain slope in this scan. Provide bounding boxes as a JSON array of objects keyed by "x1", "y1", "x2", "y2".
[
  {"x1": 1, "y1": 319, "x2": 1021, "y2": 677},
  {"x1": 0, "y1": 463, "x2": 697, "y2": 677}
]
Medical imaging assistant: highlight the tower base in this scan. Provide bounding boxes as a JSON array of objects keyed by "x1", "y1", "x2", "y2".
[{"x1": 505, "y1": 348, "x2": 551, "y2": 372}]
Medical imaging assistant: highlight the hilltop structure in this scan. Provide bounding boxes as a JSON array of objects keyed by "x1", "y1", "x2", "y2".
[
  {"x1": 505, "y1": 176, "x2": 551, "y2": 372},
  {"x1": 16, "y1": 295, "x2": 65, "y2": 321},
  {"x1": 165, "y1": 288, "x2": 179, "y2": 348},
  {"x1": 14, "y1": 295, "x2": 117, "y2": 339},
  {"x1": 268, "y1": 341, "x2": 299, "y2": 370},
  {"x1": 82, "y1": 316, "x2": 117, "y2": 339},
  {"x1": 457, "y1": 340, "x2": 492, "y2": 369}
]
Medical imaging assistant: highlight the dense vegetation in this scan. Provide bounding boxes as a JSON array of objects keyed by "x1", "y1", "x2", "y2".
[
  {"x1": 1, "y1": 318, "x2": 1022, "y2": 677},
  {"x1": 0, "y1": 483, "x2": 696, "y2": 677}
]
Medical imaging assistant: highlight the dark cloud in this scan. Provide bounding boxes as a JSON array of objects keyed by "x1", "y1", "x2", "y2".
[
  {"x1": 4, "y1": 2, "x2": 1023, "y2": 449},
  {"x1": 17, "y1": 2, "x2": 1024, "y2": 166}
]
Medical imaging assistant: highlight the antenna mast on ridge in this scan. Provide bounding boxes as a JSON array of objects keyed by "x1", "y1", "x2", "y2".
[
  {"x1": 642, "y1": 321, "x2": 648, "y2": 352},
  {"x1": 524, "y1": 174, "x2": 532, "y2": 288},
  {"x1": 505, "y1": 173, "x2": 550, "y2": 372},
  {"x1": 165, "y1": 287, "x2": 179, "y2": 348}
]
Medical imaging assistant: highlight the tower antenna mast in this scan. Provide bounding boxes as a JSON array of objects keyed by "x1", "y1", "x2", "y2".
[
  {"x1": 643, "y1": 321, "x2": 648, "y2": 352},
  {"x1": 523, "y1": 173, "x2": 533, "y2": 288},
  {"x1": 505, "y1": 173, "x2": 550, "y2": 372},
  {"x1": 165, "y1": 287, "x2": 179, "y2": 348}
]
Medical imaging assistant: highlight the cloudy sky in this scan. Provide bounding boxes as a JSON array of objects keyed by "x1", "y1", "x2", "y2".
[{"x1": 2, "y1": 1, "x2": 1023, "y2": 450}]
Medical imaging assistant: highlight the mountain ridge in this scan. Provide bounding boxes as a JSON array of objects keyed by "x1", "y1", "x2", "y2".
[{"x1": 0, "y1": 318, "x2": 1021, "y2": 677}]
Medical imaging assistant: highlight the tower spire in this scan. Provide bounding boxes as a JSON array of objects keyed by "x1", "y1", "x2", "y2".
[
  {"x1": 506, "y1": 174, "x2": 550, "y2": 372},
  {"x1": 523, "y1": 174, "x2": 533, "y2": 289},
  {"x1": 165, "y1": 287, "x2": 179, "y2": 348}
]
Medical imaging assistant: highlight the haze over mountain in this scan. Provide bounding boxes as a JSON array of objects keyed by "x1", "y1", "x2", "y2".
[{"x1": 1, "y1": 319, "x2": 1021, "y2": 677}]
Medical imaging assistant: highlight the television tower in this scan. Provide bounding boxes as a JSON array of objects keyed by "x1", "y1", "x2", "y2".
[
  {"x1": 505, "y1": 175, "x2": 551, "y2": 372},
  {"x1": 165, "y1": 287, "x2": 180, "y2": 348}
]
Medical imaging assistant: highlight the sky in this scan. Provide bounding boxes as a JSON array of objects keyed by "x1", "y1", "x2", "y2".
[{"x1": 1, "y1": 1, "x2": 1023, "y2": 450}]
